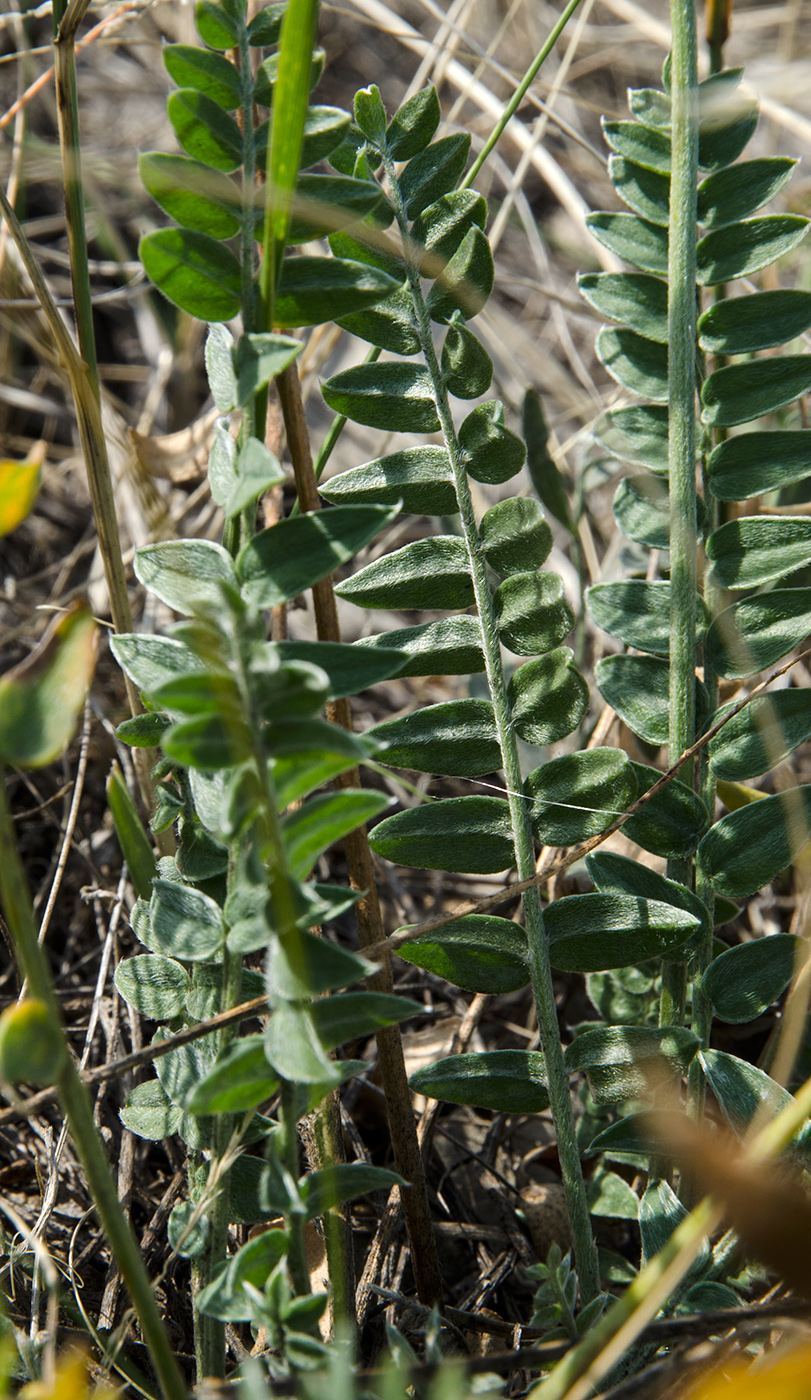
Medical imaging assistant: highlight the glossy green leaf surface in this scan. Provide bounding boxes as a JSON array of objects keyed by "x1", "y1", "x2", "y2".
[
  {"x1": 370, "y1": 796, "x2": 514, "y2": 873},
  {"x1": 322, "y1": 445, "x2": 456, "y2": 515},
  {"x1": 702, "y1": 356, "x2": 811, "y2": 429},
  {"x1": 458, "y1": 400, "x2": 526, "y2": 485},
  {"x1": 399, "y1": 133, "x2": 471, "y2": 219},
  {"x1": 134, "y1": 539, "x2": 236, "y2": 616},
  {"x1": 701, "y1": 934, "x2": 801, "y2": 1024},
  {"x1": 163, "y1": 43, "x2": 241, "y2": 109},
  {"x1": 546, "y1": 894, "x2": 701, "y2": 973},
  {"x1": 282, "y1": 789, "x2": 391, "y2": 878},
  {"x1": 398, "y1": 915, "x2": 529, "y2": 994},
  {"x1": 707, "y1": 430, "x2": 811, "y2": 501},
  {"x1": 322, "y1": 362, "x2": 440, "y2": 432},
  {"x1": 354, "y1": 616, "x2": 484, "y2": 676},
  {"x1": 593, "y1": 404, "x2": 670, "y2": 474},
  {"x1": 699, "y1": 784, "x2": 811, "y2": 896},
  {"x1": 697, "y1": 155, "x2": 796, "y2": 228},
  {"x1": 140, "y1": 227, "x2": 241, "y2": 321},
  {"x1": 705, "y1": 588, "x2": 811, "y2": 678},
  {"x1": 371, "y1": 698, "x2": 500, "y2": 777},
  {"x1": 707, "y1": 516, "x2": 811, "y2": 588},
  {"x1": 495, "y1": 570, "x2": 575, "y2": 656},
  {"x1": 609, "y1": 156, "x2": 670, "y2": 227},
  {"x1": 237, "y1": 504, "x2": 396, "y2": 608},
  {"x1": 410, "y1": 1050, "x2": 549, "y2": 1113},
  {"x1": 623, "y1": 762, "x2": 709, "y2": 859},
  {"x1": 564, "y1": 1025, "x2": 699, "y2": 1104},
  {"x1": 586, "y1": 211, "x2": 668, "y2": 274},
  {"x1": 507, "y1": 647, "x2": 589, "y2": 745},
  {"x1": 579, "y1": 272, "x2": 669, "y2": 342},
  {"x1": 697, "y1": 215, "x2": 808, "y2": 286},
  {"x1": 335, "y1": 536, "x2": 472, "y2": 611},
  {"x1": 698, "y1": 289, "x2": 811, "y2": 355},
  {"x1": 596, "y1": 327, "x2": 668, "y2": 401},
  {"x1": 526, "y1": 749, "x2": 637, "y2": 845},
  {"x1": 114, "y1": 956, "x2": 189, "y2": 1020},
  {"x1": 709, "y1": 690, "x2": 811, "y2": 781},
  {"x1": 168, "y1": 88, "x2": 242, "y2": 171}
]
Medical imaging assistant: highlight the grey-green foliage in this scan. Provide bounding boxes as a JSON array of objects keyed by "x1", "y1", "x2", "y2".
[{"x1": 581, "y1": 58, "x2": 811, "y2": 1262}]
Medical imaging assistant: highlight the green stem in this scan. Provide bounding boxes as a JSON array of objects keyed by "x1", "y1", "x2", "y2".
[
  {"x1": 279, "y1": 1081, "x2": 309, "y2": 1297},
  {"x1": 661, "y1": 0, "x2": 699, "y2": 1034},
  {"x1": 0, "y1": 776, "x2": 186, "y2": 1400},
  {"x1": 384, "y1": 153, "x2": 599, "y2": 1305}
]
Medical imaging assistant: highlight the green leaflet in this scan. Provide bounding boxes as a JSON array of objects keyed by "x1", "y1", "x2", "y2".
[
  {"x1": 411, "y1": 190, "x2": 487, "y2": 266},
  {"x1": 564, "y1": 1025, "x2": 699, "y2": 1105},
  {"x1": 410, "y1": 1050, "x2": 549, "y2": 1113},
  {"x1": 311, "y1": 991, "x2": 423, "y2": 1051},
  {"x1": 335, "y1": 537, "x2": 473, "y2": 611},
  {"x1": 507, "y1": 647, "x2": 589, "y2": 745},
  {"x1": 237, "y1": 503, "x2": 397, "y2": 608},
  {"x1": 441, "y1": 323, "x2": 493, "y2": 399},
  {"x1": 639, "y1": 1181, "x2": 698, "y2": 1271},
  {"x1": 284, "y1": 174, "x2": 387, "y2": 243},
  {"x1": 479, "y1": 498, "x2": 553, "y2": 576},
  {"x1": 705, "y1": 588, "x2": 811, "y2": 678},
  {"x1": 586, "y1": 212, "x2": 668, "y2": 275},
  {"x1": 698, "y1": 1049, "x2": 809, "y2": 1145},
  {"x1": 578, "y1": 272, "x2": 669, "y2": 343},
  {"x1": 696, "y1": 156, "x2": 796, "y2": 228},
  {"x1": 595, "y1": 653, "x2": 709, "y2": 747},
  {"x1": 114, "y1": 956, "x2": 190, "y2": 1020},
  {"x1": 186, "y1": 1038, "x2": 277, "y2": 1116},
  {"x1": 196, "y1": 1232, "x2": 289, "y2": 1323},
  {"x1": 185, "y1": 965, "x2": 264, "y2": 1021},
  {"x1": 398, "y1": 133, "x2": 471, "y2": 219},
  {"x1": 696, "y1": 69, "x2": 759, "y2": 171},
  {"x1": 397, "y1": 915, "x2": 529, "y2": 994},
  {"x1": 302, "y1": 1164, "x2": 405, "y2": 1221},
  {"x1": 613, "y1": 475, "x2": 673, "y2": 549},
  {"x1": 602, "y1": 119, "x2": 671, "y2": 175},
  {"x1": 370, "y1": 698, "x2": 501, "y2": 778},
  {"x1": 699, "y1": 784, "x2": 811, "y2": 897},
  {"x1": 163, "y1": 713, "x2": 250, "y2": 772},
  {"x1": 628, "y1": 86, "x2": 671, "y2": 128},
  {"x1": 425, "y1": 226, "x2": 494, "y2": 323},
  {"x1": 163, "y1": 43, "x2": 241, "y2": 110},
  {"x1": 110, "y1": 634, "x2": 205, "y2": 696},
  {"x1": 609, "y1": 157, "x2": 670, "y2": 227},
  {"x1": 707, "y1": 430, "x2": 811, "y2": 501},
  {"x1": 696, "y1": 215, "x2": 809, "y2": 286},
  {"x1": 195, "y1": 1, "x2": 239, "y2": 51},
  {"x1": 495, "y1": 570, "x2": 575, "y2": 656},
  {"x1": 701, "y1": 934, "x2": 802, "y2": 1024},
  {"x1": 134, "y1": 539, "x2": 236, "y2": 616},
  {"x1": 321, "y1": 446, "x2": 457, "y2": 515},
  {"x1": 369, "y1": 796, "x2": 514, "y2": 873},
  {"x1": 282, "y1": 789, "x2": 392, "y2": 878},
  {"x1": 386, "y1": 85, "x2": 441, "y2": 160},
  {"x1": 707, "y1": 517, "x2": 811, "y2": 588},
  {"x1": 587, "y1": 965, "x2": 657, "y2": 1024},
  {"x1": 523, "y1": 389, "x2": 575, "y2": 533},
  {"x1": 168, "y1": 88, "x2": 243, "y2": 171},
  {"x1": 146, "y1": 879, "x2": 225, "y2": 961},
  {"x1": 593, "y1": 404, "x2": 670, "y2": 474},
  {"x1": 526, "y1": 749, "x2": 637, "y2": 845},
  {"x1": 154, "y1": 1028, "x2": 218, "y2": 1110},
  {"x1": 121, "y1": 1079, "x2": 182, "y2": 1142},
  {"x1": 709, "y1": 690, "x2": 811, "y2": 781},
  {"x1": 458, "y1": 400, "x2": 526, "y2": 485},
  {"x1": 702, "y1": 356, "x2": 811, "y2": 429},
  {"x1": 140, "y1": 227, "x2": 241, "y2": 322},
  {"x1": 106, "y1": 766, "x2": 157, "y2": 901},
  {"x1": 698, "y1": 289, "x2": 811, "y2": 355},
  {"x1": 270, "y1": 640, "x2": 405, "y2": 698},
  {"x1": 623, "y1": 762, "x2": 709, "y2": 859},
  {"x1": 265, "y1": 1003, "x2": 340, "y2": 1088},
  {"x1": 587, "y1": 1169, "x2": 639, "y2": 1220},
  {"x1": 273, "y1": 257, "x2": 400, "y2": 328},
  {"x1": 354, "y1": 616, "x2": 485, "y2": 677},
  {"x1": 596, "y1": 327, "x2": 668, "y2": 401},
  {"x1": 545, "y1": 894, "x2": 701, "y2": 973},
  {"x1": 267, "y1": 929, "x2": 372, "y2": 1001},
  {"x1": 586, "y1": 849, "x2": 711, "y2": 948},
  {"x1": 587, "y1": 581, "x2": 701, "y2": 657},
  {"x1": 139, "y1": 153, "x2": 240, "y2": 239},
  {"x1": 338, "y1": 287, "x2": 420, "y2": 356},
  {"x1": 321, "y1": 362, "x2": 440, "y2": 432}
]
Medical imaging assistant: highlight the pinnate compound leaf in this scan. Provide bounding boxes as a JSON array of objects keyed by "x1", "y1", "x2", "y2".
[
  {"x1": 495, "y1": 571, "x2": 574, "y2": 657},
  {"x1": 709, "y1": 690, "x2": 811, "y2": 781},
  {"x1": 596, "y1": 653, "x2": 709, "y2": 747},
  {"x1": 354, "y1": 616, "x2": 484, "y2": 677},
  {"x1": 335, "y1": 537, "x2": 472, "y2": 611},
  {"x1": 185, "y1": 1036, "x2": 278, "y2": 1115},
  {"x1": 459, "y1": 401, "x2": 526, "y2": 485},
  {"x1": 321, "y1": 446, "x2": 457, "y2": 515},
  {"x1": 707, "y1": 517, "x2": 811, "y2": 589},
  {"x1": 441, "y1": 322, "x2": 493, "y2": 399},
  {"x1": 705, "y1": 588, "x2": 811, "y2": 678},
  {"x1": 586, "y1": 212, "x2": 668, "y2": 275},
  {"x1": 623, "y1": 762, "x2": 709, "y2": 859},
  {"x1": 596, "y1": 327, "x2": 668, "y2": 401},
  {"x1": 702, "y1": 356, "x2": 811, "y2": 429},
  {"x1": 702, "y1": 934, "x2": 802, "y2": 1024},
  {"x1": 527, "y1": 749, "x2": 637, "y2": 846},
  {"x1": 578, "y1": 272, "x2": 669, "y2": 342},
  {"x1": 564, "y1": 1025, "x2": 700, "y2": 1104},
  {"x1": 699, "y1": 785, "x2": 811, "y2": 897},
  {"x1": 271, "y1": 639, "x2": 404, "y2": 698},
  {"x1": 311, "y1": 991, "x2": 423, "y2": 1050},
  {"x1": 197, "y1": 1232, "x2": 288, "y2": 1323},
  {"x1": 163, "y1": 44, "x2": 240, "y2": 109},
  {"x1": 0, "y1": 603, "x2": 97, "y2": 769},
  {"x1": 135, "y1": 539, "x2": 236, "y2": 615},
  {"x1": 546, "y1": 894, "x2": 701, "y2": 973},
  {"x1": 697, "y1": 216, "x2": 808, "y2": 286},
  {"x1": 237, "y1": 504, "x2": 396, "y2": 608},
  {"x1": 602, "y1": 119, "x2": 671, "y2": 174},
  {"x1": 697, "y1": 155, "x2": 796, "y2": 228},
  {"x1": 698, "y1": 289, "x2": 811, "y2": 356},
  {"x1": 120, "y1": 1078, "x2": 182, "y2": 1141},
  {"x1": 594, "y1": 404, "x2": 670, "y2": 474},
  {"x1": 114, "y1": 956, "x2": 190, "y2": 1020},
  {"x1": 371, "y1": 699, "x2": 500, "y2": 778},
  {"x1": 508, "y1": 648, "x2": 589, "y2": 746},
  {"x1": 167, "y1": 88, "x2": 242, "y2": 171},
  {"x1": 370, "y1": 796, "x2": 514, "y2": 873},
  {"x1": 107, "y1": 765, "x2": 157, "y2": 901},
  {"x1": 140, "y1": 228, "x2": 241, "y2": 321},
  {"x1": 708, "y1": 430, "x2": 811, "y2": 501},
  {"x1": 275, "y1": 257, "x2": 400, "y2": 328},
  {"x1": 425, "y1": 226, "x2": 494, "y2": 323},
  {"x1": 386, "y1": 85, "x2": 441, "y2": 160},
  {"x1": 609, "y1": 156, "x2": 670, "y2": 227},
  {"x1": 147, "y1": 879, "x2": 224, "y2": 961},
  {"x1": 283, "y1": 790, "x2": 391, "y2": 878},
  {"x1": 480, "y1": 498, "x2": 552, "y2": 576},
  {"x1": 410, "y1": 1050, "x2": 549, "y2": 1113},
  {"x1": 398, "y1": 915, "x2": 529, "y2": 994},
  {"x1": 322, "y1": 363, "x2": 440, "y2": 433},
  {"x1": 399, "y1": 133, "x2": 471, "y2": 219}
]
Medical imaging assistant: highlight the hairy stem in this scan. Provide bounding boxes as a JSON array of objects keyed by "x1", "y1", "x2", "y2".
[{"x1": 384, "y1": 155, "x2": 599, "y2": 1304}]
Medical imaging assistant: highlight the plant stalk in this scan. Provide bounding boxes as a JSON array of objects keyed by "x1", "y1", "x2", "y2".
[{"x1": 384, "y1": 155, "x2": 599, "y2": 1304}]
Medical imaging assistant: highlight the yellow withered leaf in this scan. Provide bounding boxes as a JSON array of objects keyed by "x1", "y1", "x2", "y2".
[{"x1": 0, "y1": 442, "x2": 45, "y2": 538}]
